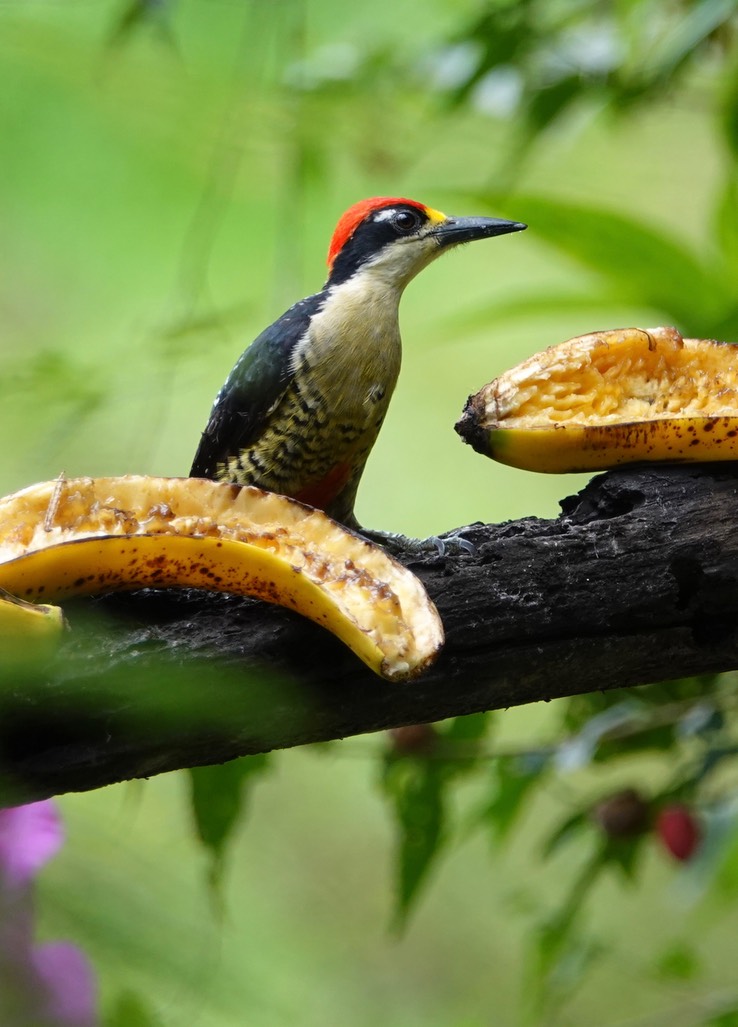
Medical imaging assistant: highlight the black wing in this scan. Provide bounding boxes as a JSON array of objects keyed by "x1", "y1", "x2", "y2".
[{"x1": 190, "y1": 292, "x2": 326, "y2": 479}]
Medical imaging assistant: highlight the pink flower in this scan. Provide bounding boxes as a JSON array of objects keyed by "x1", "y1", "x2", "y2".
[{"x1": 0, "y1": 801, "x2": 98, "y2": 1027}]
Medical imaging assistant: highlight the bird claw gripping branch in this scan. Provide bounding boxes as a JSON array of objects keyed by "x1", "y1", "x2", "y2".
[{"x1": 359, "y1": 527, "x2": 477, "y2": 559}]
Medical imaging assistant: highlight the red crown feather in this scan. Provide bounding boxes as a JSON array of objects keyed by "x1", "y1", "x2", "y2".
[{"x1": 327, "y1": 197, "x2": 427, "y2": 268}]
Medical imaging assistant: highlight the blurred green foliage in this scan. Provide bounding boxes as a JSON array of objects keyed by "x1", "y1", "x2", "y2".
[
  {"x1": 189, "y1": 754, "x2": 272, "y2": 888},
  {"x1": 4, "y1": 0, "x2": 738, "y2": 1023}
]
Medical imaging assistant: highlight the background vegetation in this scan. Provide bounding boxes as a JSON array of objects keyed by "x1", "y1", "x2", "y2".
[{"x1": 2, "y1": 0, "x2": 738, "y2": 1023}]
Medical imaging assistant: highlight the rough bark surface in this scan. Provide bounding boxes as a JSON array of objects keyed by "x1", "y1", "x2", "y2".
[{"x1": 3, "y1": 464, "x2": 738, "y2": 803}]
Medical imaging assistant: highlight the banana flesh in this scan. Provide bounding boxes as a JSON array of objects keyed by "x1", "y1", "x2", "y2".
[
  {"x1": 456, "y1": 327, "x2": 738, "y2": 472},
  {"x1": 0, "y1": 476, "x2": 444, "y2": 681}
]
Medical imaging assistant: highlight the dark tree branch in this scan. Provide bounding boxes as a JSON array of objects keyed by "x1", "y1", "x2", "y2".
[{"x1": 2, "y1": 464, "x2": 738, "y2": 804}]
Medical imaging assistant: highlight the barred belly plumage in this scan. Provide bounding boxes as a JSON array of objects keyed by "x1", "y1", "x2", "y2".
[{"x1": 223, "y1": 342, "x2": 392, "y2": 520}]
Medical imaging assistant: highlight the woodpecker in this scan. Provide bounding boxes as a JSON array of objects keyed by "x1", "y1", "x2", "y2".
[{"x1": 191, "y1": 197, "x2": 525, "y2": 533}]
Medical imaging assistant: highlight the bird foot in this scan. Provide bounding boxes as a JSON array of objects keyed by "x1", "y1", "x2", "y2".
[{"x1": 358, "y1": 526, "x2": 478, "y2": 558}]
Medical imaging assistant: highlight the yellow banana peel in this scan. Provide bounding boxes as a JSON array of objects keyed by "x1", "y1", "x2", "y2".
[
  {"x1": 456, "y1": 327, "x2": 738, "y2": 473},
  {"x1": 0, "y1": 475, "x2": 443, "y2": 681}
]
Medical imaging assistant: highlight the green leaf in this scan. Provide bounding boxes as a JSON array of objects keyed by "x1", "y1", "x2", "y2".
[
  {"x1": 383, "y1": 758, "x2": 446, "y2": 930},
  {"x1": 525, "y1": 851, "x2": 607, "y2": 1021},
  {"x1": 382, "y1": 714, "x2": 496, "y2": 927},
  {"x1": 654, "y1": 941, "x2": 701, "y2": 982},
  {"x1": 446, "y1": 2, "x2": 532, "y2": 106},
  {"x1": 713, "y1": 807, "x2": 738, "y2": 898},
  {"x1": 474, "y1": 193, "x2": 727, "y2": 332},
  {"x1": 705, "y1": 1009, "x2": 738, "y2": 1027},
  {"x1": 106, "y1": 0, "x2": 178, "y2": 50},
  {"x1": 714, "y1": 169, "x2": 738, "y2": 273},
  {"x1": 524, "y1": 75, "x2": 583, "y2": 136},
  {"x1": 106, "y1": 990, "x2": 162, "y2": 1027},
  {"x1": 435, "y1": 712, "x2": 493, "y2": 770},
  {"x1": 482, "y1": 754, "x2": 545, "y2": 842},
  {"x1": 188, "y1": 754, "x2": 272, "y2": 885},
  {"x1": 545, "y1": 800, "x2": 645, "y2": 881},
  {"x1": 596, "y1": 723, "x2": 675, "y2": 761},
  {"x1": 530, "y1": 922, "x2": 604, "y2": 1014},
  {"x1": 602, "y1": 835, "x2": 644, "y2": 882},
  {"x1": 442, "y1": 711, "x2": 491, "y2": 746},
  {"x1": 699, "y1": 744, "x2": 738, "y2": 782},
  {"x1": 653, "y1": 0, "x2": 738, "y2": 77},
  {"x1": 542, "y1": 809, "x2": 590, "y2": 859},
  {"x1": 720, "y1": 51, "x2": 738, "y2": 156}
]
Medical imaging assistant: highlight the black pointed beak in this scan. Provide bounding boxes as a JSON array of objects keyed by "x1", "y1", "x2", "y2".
[{"x1": 432, "y1": 215, "x2": 527, "y2": 248}]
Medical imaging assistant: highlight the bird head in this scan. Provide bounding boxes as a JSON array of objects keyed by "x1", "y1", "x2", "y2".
[{"x1": 326, "y1": 197, "x2": 526, "y2": 290}]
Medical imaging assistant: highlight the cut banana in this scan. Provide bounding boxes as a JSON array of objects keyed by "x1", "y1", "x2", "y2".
[
  {"x1": 0, "y1": 476, "x2": 444, "y2": 681},
  {"x1": 456, "y1": 327, "x2": 738, "y2": 472}
]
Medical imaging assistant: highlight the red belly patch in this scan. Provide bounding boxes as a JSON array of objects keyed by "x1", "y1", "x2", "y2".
[{"x1": 294, "y1": 463, "x2": 352, "y2": 510}]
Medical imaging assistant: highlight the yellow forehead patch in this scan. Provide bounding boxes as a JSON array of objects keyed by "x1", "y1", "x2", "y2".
[{"x1": 424, "y1": 206, "x2": 447, "y2": 225}]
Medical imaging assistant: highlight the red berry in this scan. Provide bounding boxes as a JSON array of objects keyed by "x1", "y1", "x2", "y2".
[{"x1": 656, "y1": 804, "x2": 701, "y2": 862}]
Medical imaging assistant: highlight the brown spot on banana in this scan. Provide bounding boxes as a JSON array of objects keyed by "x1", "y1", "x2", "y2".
[
  {"x1": 456, "y1": 327, "x2": 738, "y2": 473},
  {"x1": 0, "y1": 476, "x2": 444, "y2": 682}
]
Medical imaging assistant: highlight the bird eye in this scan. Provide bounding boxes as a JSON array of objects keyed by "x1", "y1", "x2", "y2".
[{"x1": 392, "y1": 209, "x2": 421, "y2": 233}]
